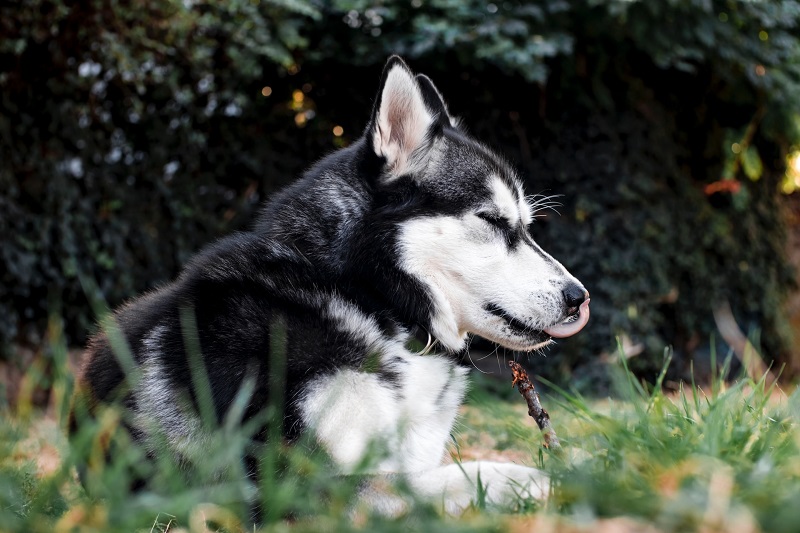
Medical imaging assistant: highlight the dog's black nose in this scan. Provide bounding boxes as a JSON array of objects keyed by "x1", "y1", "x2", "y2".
[{"x1": 563, "y1": 283, "x2": 589, "y2": 313}]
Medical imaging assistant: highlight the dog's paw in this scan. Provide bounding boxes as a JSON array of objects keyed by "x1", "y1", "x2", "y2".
[
  {"x1": 404, "y1": 461, "x2": 549, "y2": 515},
  {"x1": 475, "y1": 462, "x2": 550, "y2": 509},
  {"x1": 352, "y1": 461, "x2": 549, "y2": 517}
]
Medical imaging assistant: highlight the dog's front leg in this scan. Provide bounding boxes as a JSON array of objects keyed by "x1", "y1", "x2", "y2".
[{"x1": 357, "y1": 461, "x2": 549, "y2": 516}]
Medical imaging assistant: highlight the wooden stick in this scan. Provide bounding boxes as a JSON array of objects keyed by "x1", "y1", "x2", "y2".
[{"x1": 509, "y1": 361, "x2": 562, "y2": 452}]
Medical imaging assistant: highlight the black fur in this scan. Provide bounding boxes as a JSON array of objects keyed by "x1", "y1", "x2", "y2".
[{"x1": 72, "y1": 59, "x2": 489, "y2": 446}]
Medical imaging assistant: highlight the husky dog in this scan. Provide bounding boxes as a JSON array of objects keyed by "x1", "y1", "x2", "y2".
[{"x1": 74, "y1": 57, "x2": 590, "y2": 515}]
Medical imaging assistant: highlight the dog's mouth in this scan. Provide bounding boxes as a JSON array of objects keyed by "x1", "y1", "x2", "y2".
[
  {"x1": 483, "y1": 303, "x2": 551, "y2": 350},
  {"x1": 483, "y1": 299, "x2": 591, "y2": 348}
]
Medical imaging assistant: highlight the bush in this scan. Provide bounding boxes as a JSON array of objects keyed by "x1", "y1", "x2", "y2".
[
  {"x1": 2, "y1": 0, "x2": 799, "y2": 381},
  {"x1": 0, "y1": 0, "x2": 321, "y2": 351}
]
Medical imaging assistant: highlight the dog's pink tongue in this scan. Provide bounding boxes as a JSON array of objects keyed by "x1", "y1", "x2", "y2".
[{"x1": 544, "y1": 299, "x2": 591, "y2": 338}]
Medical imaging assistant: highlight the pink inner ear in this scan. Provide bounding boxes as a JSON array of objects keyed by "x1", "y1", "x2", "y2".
[
  {"x1": 387, "y1": 102, "x2": 408, "y2": 147},
  {"x1": 374, "y1": 66, "x2": 433, "y2": 175}
]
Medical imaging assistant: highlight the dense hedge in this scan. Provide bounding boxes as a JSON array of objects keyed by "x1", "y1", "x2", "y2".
[{"x1": 2, "y1": 0, "x2": 800, "y2": 380}]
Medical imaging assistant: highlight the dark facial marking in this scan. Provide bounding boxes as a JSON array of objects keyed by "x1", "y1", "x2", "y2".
[
  {"x1": 484, "y1": 303, "x2": 551, "y2": 343},
  {"x1": 484, "y1": 303, "x2": 532, "y2": 335},
  {"x1": 477, "y1": 212, "x2": 521, "y2": 249},
  {"x1": 521, "y1": 231, "x2": 558, "y2": 267}
]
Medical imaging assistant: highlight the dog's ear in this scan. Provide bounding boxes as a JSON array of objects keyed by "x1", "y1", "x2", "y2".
[
  {"x1": 415, "y1": 74, "x2": 456, "y2": 128},
  {"x1": 367, "y1": 57, "x2": 448, "y2": 177}
]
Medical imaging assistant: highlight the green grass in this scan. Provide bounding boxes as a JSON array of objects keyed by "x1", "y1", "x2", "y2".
[{"x1": 1, "y1": 323, "x2": 798, "y2": 532}]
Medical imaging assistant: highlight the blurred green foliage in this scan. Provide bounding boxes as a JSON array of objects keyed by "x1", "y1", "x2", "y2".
[
  {"x1": 2, "y1": 0, "x2": 800, "y2": 380},
  {"x1": 0, "y1": 0, "x2": 321, "y2": 351}
]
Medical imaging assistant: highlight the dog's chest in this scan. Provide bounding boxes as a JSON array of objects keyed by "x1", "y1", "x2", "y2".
[{"x1": 299, "y1": 348, "x2": 469, "y2": 473}]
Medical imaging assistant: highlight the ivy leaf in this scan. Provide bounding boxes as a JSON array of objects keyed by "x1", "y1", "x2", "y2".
[{"x1": 741, "y1": 145, "x2": 764, "y2": 181}]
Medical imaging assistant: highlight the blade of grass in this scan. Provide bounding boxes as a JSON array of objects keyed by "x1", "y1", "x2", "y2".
[{"x1": 179, "y1": 304, "x2": 217, "y2": 429}]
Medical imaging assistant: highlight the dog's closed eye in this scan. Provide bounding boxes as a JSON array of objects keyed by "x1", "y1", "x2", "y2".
[{"x1": 476, "y1": 212, "x2": 508, "y2": 230}]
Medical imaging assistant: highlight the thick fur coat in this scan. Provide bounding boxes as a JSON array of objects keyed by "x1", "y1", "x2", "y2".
[{"x1": 74, "y1": 57, "x2": 590, "y2": 515}]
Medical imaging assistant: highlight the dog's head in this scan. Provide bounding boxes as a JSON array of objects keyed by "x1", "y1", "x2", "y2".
[{"x1": 359, "y1": 57, "x2": 589, "y2": 353}]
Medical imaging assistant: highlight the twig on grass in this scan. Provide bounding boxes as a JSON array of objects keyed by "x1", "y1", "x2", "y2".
[
  {"x1": 712, "y1": 299, "x2": 776, "y2": 385},
  {"x1": 509, "y1": 361, "x2": 562, "y2": 453}
]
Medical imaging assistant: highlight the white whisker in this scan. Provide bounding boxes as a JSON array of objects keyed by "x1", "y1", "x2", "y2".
[{"x1": 525, "y1": 193, "x2": 563, "y2": 219}]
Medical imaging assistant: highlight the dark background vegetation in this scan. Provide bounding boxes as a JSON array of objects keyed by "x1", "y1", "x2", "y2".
[{"x1": 2, "y1": 0, "x2": 800, "y2": 396}]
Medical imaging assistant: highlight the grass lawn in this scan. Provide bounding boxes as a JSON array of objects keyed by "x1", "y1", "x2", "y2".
[{"x1": 1, "y1": 347, "x2": 798, "y2": 532}]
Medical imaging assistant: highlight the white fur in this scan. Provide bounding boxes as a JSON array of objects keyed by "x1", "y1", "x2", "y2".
[
  {"x1": 326, "y1": 297, "x2": 390, "y2": 350},
  {"x1": 517, "y1": 186, "x2": 533, "y2": 226},
  {"x1": 135, "y1": 325, "x2": 208, "y2": 461},
  {"x1": 489, "y1": 175, "x2": 522, "y2": 223}
]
